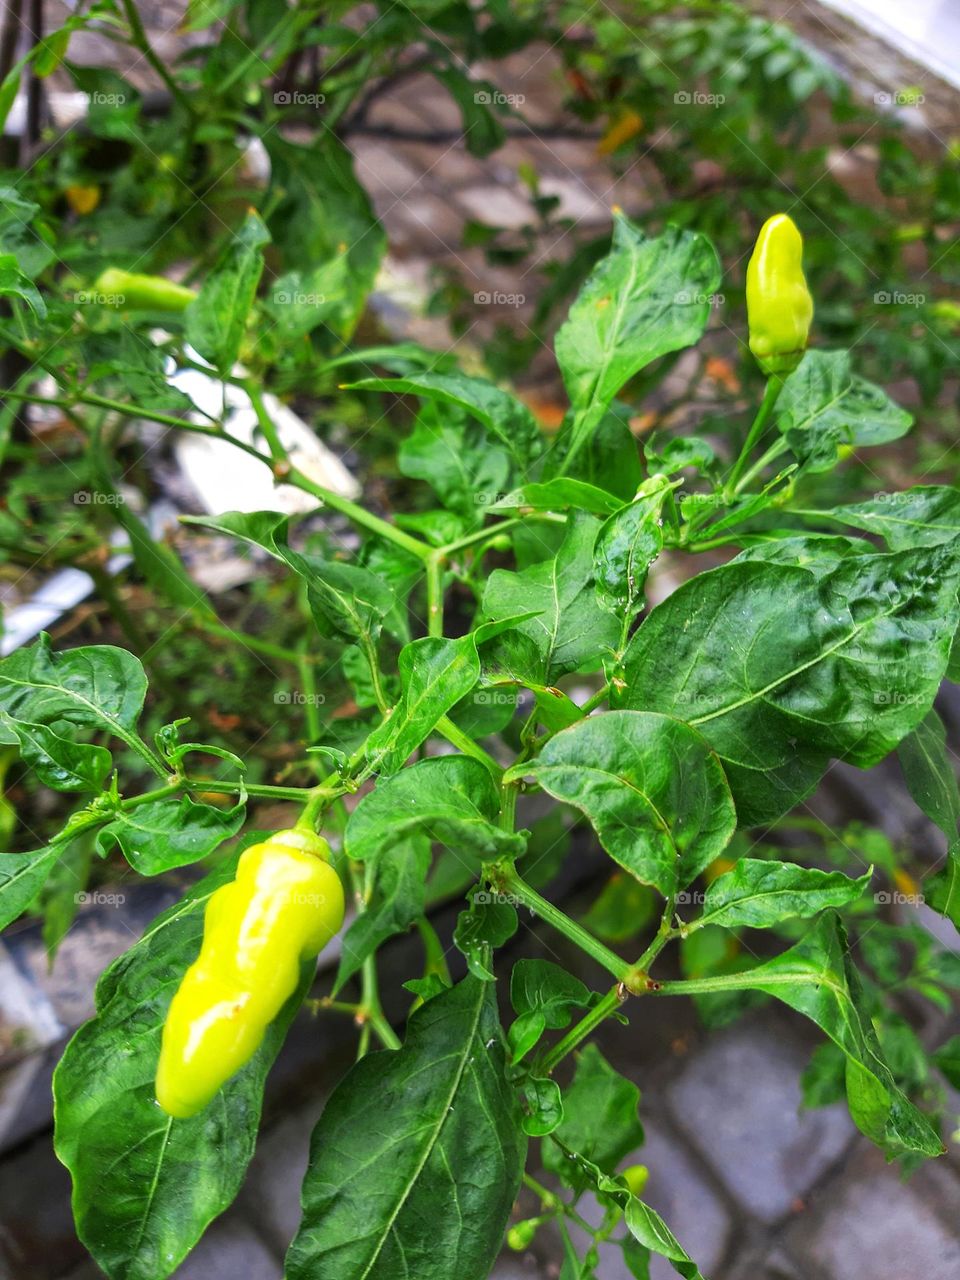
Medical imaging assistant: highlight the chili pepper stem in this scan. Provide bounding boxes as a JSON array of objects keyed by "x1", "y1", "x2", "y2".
[
  {"x1": 724, "y1": 375, "x2": 784, "y2": 497},
  {"x1": 498, "y1": 868, "x2": 631, "y2": 984}
]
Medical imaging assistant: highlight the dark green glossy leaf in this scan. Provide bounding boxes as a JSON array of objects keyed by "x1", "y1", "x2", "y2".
[
  {"x1": 335, "y1": 838, "x2": 429, "y2": 994},
  {"x1": 1, "y1": 715, "x2": 111, "y2": 792},
  {"x1": 0, "y1": 845, "x2": 59, "y2": 929},
  {"x1": 689, "y1": 858, "x2": 870, "y2": 930},
  {"x1": 0, "y1": 636, "x2": 148, "y2": 767},
  {"x1": 181, "y1": 510, "x2": 395, "y2": 643},
  {"x1": 94, "y1": 794, "x2": 246, "y2": 875},
  {"x1": 345, "y1": 756, "x2": 524, "y2": 866},
  {"x1": 518, "y1": 1075, "x2": 563, "y2": 1137},
  {"x1": 349, "y1": 369, "x2": 541, "y2": 464},
  {"x1": 543, "y1": 1044, "x2": 643, "y2": 1193},
  {"x1": 666, "y1": 913, "x2": 943, "y2": 1159},
  {"x1": 508, "y1": 959, "x2": 591, "y2": 1061},
  {"x1": 812, "y1": 485, "x2": 960, "y2": 550},
  {"x1": 554, "y1": 216, "x2": 721, "y2": 449},
  {"x1": 777, "y1": 350, "x2": 912, "y2": 471},
  {"x1": 490, "y1": 478, "x2": 623, "y2": 516},
  {"x1": 397, "y1": 407, "x2": 511, "y2": 517},
  {"x1": 515, "y1": 711, "x2": 736, "y2": 896},
  {"x1": 483, "y1": 513, "x2": 619, "y2": 681},
  {"x1": 286, "y1": 977, "x2": 526, "y2": 1280},
  {"x1": 594, "y1": 479, "x2": 668, "y2": 620},
  {"x1": 454, "y1": 897, "x2": 519, "y2": 981},
  {"x1": 620, "y1": 548, "x2": 960, "y2": 784}
]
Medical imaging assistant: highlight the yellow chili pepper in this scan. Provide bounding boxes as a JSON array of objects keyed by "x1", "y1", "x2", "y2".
[
  {"x1": 66, "y1": 184, "x2": 101, "y2": 215},
  {"x1": 155, "y1": 828, "x2": 344, "y2": 1118},
  {"x1": 745, "y1": 213, "x2": 814, "y2": 376}
]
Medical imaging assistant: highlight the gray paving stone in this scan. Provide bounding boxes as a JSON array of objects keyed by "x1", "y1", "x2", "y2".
[
  {"x1": 238, "y1": 1101, "x2": 327, "y2": 1253},
  {"x1": 170, "y1": 1220, "x2": 280, "y2": 1280},
  {"x1": 665, "y1": 1013, "x2": 855, "y2": 1223},
  {"x1": 790, "y1": 1151, "x2": 960, "y2": 1280},
  {"x1": 0, "y1": 1132, "x2": 83, "y2": 1278},
  {"x1": 637, "y1": 1119, "x2": 732, "y2": 1280}
]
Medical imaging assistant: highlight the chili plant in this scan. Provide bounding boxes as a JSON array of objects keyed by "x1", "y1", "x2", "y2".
[{"x1": 2, "y1": 209, "x2": 960, "y2": 1279}]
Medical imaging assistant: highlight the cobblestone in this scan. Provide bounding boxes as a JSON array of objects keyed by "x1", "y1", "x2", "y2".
[
  {"x1": 170, "y1": 1221, "x2": 280, "y2": 1280},
  {"x1": 665, "y1": 1012, "x2": 855, "y2": 1223},
  {"x1": 789, "y1": 1147, "x2": 960, "y2": 1280}
]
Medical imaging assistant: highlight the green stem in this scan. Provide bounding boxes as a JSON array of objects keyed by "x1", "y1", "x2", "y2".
[
  {"x1": 724, "y1": 376, "x2": 783, "y2": 496},
  {"x1": 579, "y1": 683, "x2": 610, "y2": 715},
  {"x1": 734, "y1": 437, "x2": 790, "y2": 494},
  {"x1": 298, "y1": 642, "x2": 323, "y2": 747},
  {"x1": 354, "y1": 863, "x2": 402, "y2": 1053},
  {"x1": 120, "y1": 0, "x2": 193, "y2": 115},
  {"x1": 360, "y1": 634, "x2": 390, "y2": 715},
  {"x1": 425, "y1": 553, "x2": 444, "y2": 636},
  {"x1": 500, "y1": 869, "x2": 630, "y2": 983},
  {"x1": 244, "y1": 377, "x2": 286, "y2": 466},
  {"x1": 4, "y1": 385, "x2": 433, "y2": 562},
  {"x1": 437, "y1": 513, "x2": 565, "y2": 559},
  {"x1": 538, "y1": 897, "x2": 677, "y2": 1074},
  {"x1": 437, "y1": 715, "x2": 502, "y2": 779},
  {"x1": 540, "y1": 985, "x2": 624, "y2": 1073}
]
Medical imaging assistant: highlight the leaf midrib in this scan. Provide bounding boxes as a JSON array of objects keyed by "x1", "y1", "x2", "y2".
[{"x1": 356, "y1": 981, "x2": 487, "y2": 1280}]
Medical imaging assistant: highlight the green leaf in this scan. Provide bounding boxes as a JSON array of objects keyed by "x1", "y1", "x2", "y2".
[
  {"x1": 41, "y1": 838, "x2": 92, "y2": 961},
  {"x1": 94, "y1": 793, "x2": 246, "y2": 875},
  {"x1": 54, "y1": 849, "x2": 309, "y2": 1280},
  {"x1": 434, "y1": 69, "x2": 506, "y2": 157},
  {"x1": 897, "y1": 710, "x2": 960, "y2": 931},
  {"x1": 266, "y1": 134, "x2": 385, "y2": 341},
  {"x1": 483, "y1": 513, "x2": 620, "y2": 682},
  {"x1": 554, "y1": 215, "x2": 721, "y2": 449},
  {"x1": 669, "y1": 914, "x2": 943, "y2": 1159},
  {"x1": 776, "y1": 350, "x2": 912, "y2": 471},
  {"x1": 619, "y1": 548, "x2": 960, "y2": 797},
  {"x1": 518, "y1": 1075, "x2": 563, "y2": 1137},
  {"x1": 348, "y1": 369, "x2": 541, "y2": 465},
  {"x1": 346, "y1": 756, "x2": 523, "y2": 866},
  {"x1": 689, "y1": 858, "x2": 871, "y2": 931},
  {"x1": 490, "y1": 478, "x2": 624, "y2": 516},
  {"x1": 182, "y1": 510, "x2": 395, "y2": 643},
  {"x1": 1, "y1": 715, "x2": 111, "y2": 792},
  {"x1": 365, "y1": 636, "x2": 482, "y2": 772},
  {"x1": 812, "y1": 485, "x2": 960, "y2": 550},
  {"x1": 335, "y1": 838, "x2": 429, "y2": 993},
  {"x1": 515, "y1": 711, "x2": 736, "y2": 896},
  {"x1": 0, "y1": 185, "x2": 55, "y2": 277},
  {"x1": 185, "y1": 210, "x2": 270, "y2": 373},
  {"x1": 286, "y1": 976, "x2": 526, "y2": 1280},
  {"x1": 897, "y1": 710, "x2": 960, "y2": 841},
  {"x1": 623, "y1": 1199, "x2": 703, "y2": 1280},
  {"x1": 508, "y1": 959, "x2": 591, "y2": 1061},
  {"x1": 0, "y1": 845, "x2": 60, "y2": 929},
  {"x1": 594, "y1": 479, "x2": 668, "y2": 621},
  {"x1": 0, "y1": 253, "x2": 46, "y2": 318},
  {"x1": 543, "y1": 1044, "x2": 643, "y2": 1192},
  {"x1": 454, "y1": 897, "x2": 519, "y2": 981},
  {"x1": 581, "y1": 872, "x2": 656, "y2": 944},
  {"x1": 0, "y1": 635, "x2": 148, "y2": 765},
  {"x1": 398, "y1": 406, "x2": 512, "y2": 517}
]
